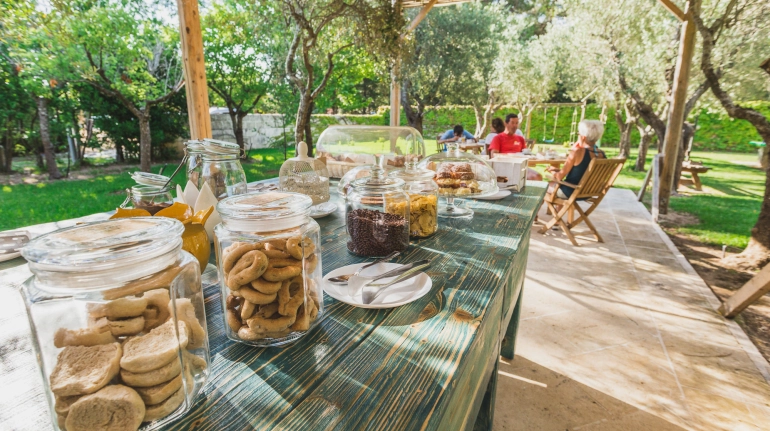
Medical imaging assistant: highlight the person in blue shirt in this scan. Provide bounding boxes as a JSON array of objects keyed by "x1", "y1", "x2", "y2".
[{"x1": 438, "y1": 125, "x2": 476, "y2": 145}]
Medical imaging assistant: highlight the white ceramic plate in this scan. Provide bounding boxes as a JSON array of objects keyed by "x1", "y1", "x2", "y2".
[
  {"x1": 310, "y1": 202, "x2": 338, "y2": 219},
  {"x1": 473, "y1": 190, "x2": 511, "y2": 200},
  {"x1": 323, "y1": 262, "x2": 433, "y2": 309}
]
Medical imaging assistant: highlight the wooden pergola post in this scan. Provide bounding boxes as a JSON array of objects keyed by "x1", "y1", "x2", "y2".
[
  {"x1": 657, "y1": 0, "x2": 700, "y2": 213},
  {"x1": 177, "y1": 0, "x2": 212, "y2": 140}
]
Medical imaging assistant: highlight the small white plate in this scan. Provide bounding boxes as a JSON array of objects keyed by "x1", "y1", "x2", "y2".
[
  {"x1": 323, "y1": 262, "x2": 433, "y2": 309},
  {"x1": 473, "y1": 190, "x2": 511, "y2": 200},
  {"x1": 310, "y1": 202, "x2": 337, "y2": 218}
]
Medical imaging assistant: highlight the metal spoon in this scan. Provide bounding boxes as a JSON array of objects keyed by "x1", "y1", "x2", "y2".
[
  {"x1": 327, "y1": 251, "x2": 400, "y2": 285},
  {"x1": 361, "y1": 259, "x2": 431, "y2": 305}
]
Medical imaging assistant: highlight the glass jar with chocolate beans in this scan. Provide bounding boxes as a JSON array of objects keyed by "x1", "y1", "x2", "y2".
[
  {"x1": 346, "y1": 156, "x2": 410, "y2": 256},
  {"x1": 215, "y1": 191, "x2": 323, "y2": 347},
  {"x1": 19, "y1": 218, "x2": 210, "y2": 431},
  {"x1": 123, "y1": 172, "x2": 174, "y2": 215},
  {"x1": 389, "y1": 157, "x2": 439, "y2": 239}
]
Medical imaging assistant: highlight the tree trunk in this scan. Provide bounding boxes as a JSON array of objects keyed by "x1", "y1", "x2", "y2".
[
  {"x1": 294, "y1": 93, "x2": 313, "y2": 155},
  {"x1": 36, "y1": 97, "x2": 63, "y2": 179},
  {"x1": 227, "y1": 109, "x2": 246, "y2": 152},
  {"x1": 472, "y1": 104, "x2": 484, "y2": 138},
  {"x1": 614, "y1": 108, "x2": 633, "y2": 159},
  {"x1": 400, "y1": 84, "x2": 424, "y2": 134},
  {"x1": 673, "y1": 123, "x2": 694, "y2": 192},
  {"x1": 115, "y1": 142, "x2": 125, "y2": 164},
  {"x1": 634, "y1": 124, "x2": 653, "y2": 172},
  {"x1": 304, "y1": 100, "x2": 314, "y2": 156},
  {"x1": 138, "y1": 110, "x2": 152, "y2": 172},
  {"x1": 1, "y1": 126, "x2": 13, "y2": 173}
]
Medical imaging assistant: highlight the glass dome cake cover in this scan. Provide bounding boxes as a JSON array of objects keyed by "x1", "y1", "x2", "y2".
[
  {"x1": 315, "y1": 126, "x2": 426, "y2": 178},
  {"x1": 417, "y1": 142, "x2": 498, "y2": 198}
]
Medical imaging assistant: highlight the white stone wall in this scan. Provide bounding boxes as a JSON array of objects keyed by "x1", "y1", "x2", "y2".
[{"x1": 210, "y1": 113, "x2": 291, "y2": 149}]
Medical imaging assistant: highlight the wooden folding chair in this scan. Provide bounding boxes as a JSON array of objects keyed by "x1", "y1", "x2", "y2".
[{"x1": 539, "y1": 158, "x2": 626, "y2": 246}]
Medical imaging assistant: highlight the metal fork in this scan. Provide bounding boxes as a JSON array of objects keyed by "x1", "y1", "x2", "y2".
[{"x1": 362, "y1": 259, "x2": 431, "y2": 305}]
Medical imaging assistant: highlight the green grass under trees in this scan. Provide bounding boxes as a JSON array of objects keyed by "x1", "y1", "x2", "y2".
[{"x1": 0, "y1": 147, "x2": 764, "y2": 252}]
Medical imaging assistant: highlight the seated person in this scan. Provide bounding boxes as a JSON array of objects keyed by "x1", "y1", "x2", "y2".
[
  {"x1": 488, "y1": 114, "x2": 527, "y2": 157},
  {"x1": 483, "y1": 117, "x2": 505, "y2": 147},
  {"x1": 489, "y1": 114, "x2": 542, "y2": 180},
  {"x1": 439, "y1": 125, "x2": 476, "y2": 145},
  {"x1": 546, "y1": 120, "x2": 607, "y2": 199}
]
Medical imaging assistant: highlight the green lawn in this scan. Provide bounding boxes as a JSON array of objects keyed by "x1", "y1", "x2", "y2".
[
  {"x1": 0, "y1": 146, "x2": 764, "y2": 252},
  {"x1": 0, "y1": 148, "x2": 296, "y2": 231}
]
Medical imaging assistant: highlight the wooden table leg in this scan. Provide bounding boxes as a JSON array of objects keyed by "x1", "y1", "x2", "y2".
[
  {"x1": 471, "y1": 359, "x2": 499, "y2": 431},
  {"x1": 692, "y1": 172, "x2": 703, "y2": 191},
  {"x1": 500, "y1": 288, "x2": 523, "y2": 360}
]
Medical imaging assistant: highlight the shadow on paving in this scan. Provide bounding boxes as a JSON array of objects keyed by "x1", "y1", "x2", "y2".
[{"x1": 493, "y1": 357, "x2": 687, "y2": 431}]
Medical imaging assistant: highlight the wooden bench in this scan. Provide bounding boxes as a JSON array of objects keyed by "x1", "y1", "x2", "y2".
[{"x1": 679, "y1": 163, "x2": 711, "y2": 191}]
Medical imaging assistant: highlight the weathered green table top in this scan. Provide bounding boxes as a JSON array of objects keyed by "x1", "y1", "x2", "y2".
[{"x1": 0, "y1": 182, "x2": 546, "y2": 431}]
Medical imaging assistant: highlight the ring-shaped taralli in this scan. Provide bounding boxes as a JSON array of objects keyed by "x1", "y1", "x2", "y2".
[
  {"x1": 279, "y1": 280, "x2": 305, "y2": 317},
  {"x1": 262, "y1": 265, "x2": 302, "y2": 282},
  {"x1": 226, "y1": 309, "x2": 242, "y2": 332},
  {"x1": 262, "y1": 249, "x2": 291, "y2": 259},
  {"x1": 264, "y1": 239, "x2": 287, "y2": 251},
  {"x1": 240, "y1": 300, "x2": 256, "y2": 320},
  {"x1": 303, "y1": 254, "x2": 318, "y2": 273},
  {"x1": 267, "y1": 258, "x2": 302, "y2": 268},
  {"x1": 258, "y1": 303, "x2": 280, "y2": 319},
  {"x1": 227, "y1": 250, "x2": 269, "y2": 289},
  {"x1": 238, "y1": 325, "x2": 264, "y2": 340},
  {"x1": 246, "y1": 314, "x2": 296, "y2": 333},
  {"x1": 223, "y1": 242, "x2": 263, "y2": 275},
  {"x1": 251, "y1": 278, "x2": 283, "y2": 295},
  {"x1": 286, "y1": 236, "x2": 315, "y2": 260},
  {"x1": 238, "y1": 286, "x2": 278, "y2": 305}
]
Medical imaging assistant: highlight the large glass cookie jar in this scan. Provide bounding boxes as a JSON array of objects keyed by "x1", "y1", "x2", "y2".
[
  {"x1": 418, "y1": 142, "x2": 498, "y2": 218},
  {"x1": 346, "y1": 156, "x2": 410, "y2": 256},
  {"x1": 19, "y1": 218, "x2": 210, "y2": 431},
  {"x1": 215, "y1": 192, "x2": 323, "y2": 346},
  {"x1": 389, "y1": 159, "x2": 438, "y2": 239}
]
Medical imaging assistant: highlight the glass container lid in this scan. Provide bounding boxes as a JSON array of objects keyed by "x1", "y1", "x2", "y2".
[
  {"x1": 217, "y1": 191, "x2": 313, "y2": 232},
  {"x1": 201, "y1": 138, "x2": 241, "y2": 156},
  {"x1": 186, "y1": 140, "x2": 204, "y2": 153},
  {"x1": 316, "y1": 125, "x2": 425, "y2": 160},
  {"x1": 389, "y1": 157, "x2": 436, "y2": 182},
  {"x1": 131, "y1": 172, "x2": 171, "y2": 190},
  {"x1": 350, "y1": 155, "x2": 405, "y2": 192},
  {"x1": 22, "y1": 218, "x2": 184, "y2": 290},
  {"x1": 418, "y1": 142, "x2": 498, "y2": 197},
  {"x1": 279, "y1": 142, "x2": 331, "y2": 204}
]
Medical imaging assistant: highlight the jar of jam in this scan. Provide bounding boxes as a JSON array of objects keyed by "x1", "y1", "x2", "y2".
[
  {"x1": 346, "y1": 156, "x2": 410, "y2": 256},
  {"x1": 215, "y1": 192, "x2": 323, "y2": 346},
  {"x1": 123, "y1": 172, "x2": 173, "y2": 215},
  {"x1": 19, "y1": 218, "x2": 210, "y2": 431}
]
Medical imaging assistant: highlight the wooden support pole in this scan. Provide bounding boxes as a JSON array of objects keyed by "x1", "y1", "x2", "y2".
[
  {"x1": 390, "y1": 73, "x2": 401, "y2": 128},
  {"x1": 177, "y1": 0, "x2": 212, "y2": 140},
  {"x1": 657, "y1": 0, "x2": 699, "y2": 214},
  {"x1": 657, "y1": 0, "x2": 686, "y2": 21},
  {"x1": 719, "y1": 263, "x2": 770, "y2": 318},
  {"x1": 405, "y1": 0, "x2": 439, "y2": 34}
]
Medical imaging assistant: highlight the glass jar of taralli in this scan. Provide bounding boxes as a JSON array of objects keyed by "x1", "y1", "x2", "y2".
[
  {"x1": 215, "y1": 191, "x2": 323, "y2": 346},
  {"x1": 389, "y1": 159, "x2": 439, "y2": 239},
  {"x1": 19, "y1": 218, "x2": 210, "y2": 431}
]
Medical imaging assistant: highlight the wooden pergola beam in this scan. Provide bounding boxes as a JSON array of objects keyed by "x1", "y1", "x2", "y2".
[
  {"x1": 656, "y1": 0, "x2": 699, "y2": 213},
  {"x1": 657, "y1": 0, "x2": 686, "y2": 21},
  {"x1": 177, "y1": 0, "x2": 211, "y2": 140},
  {"x1": 405, "y1": 0, "x2": 439, "y2": 34}
]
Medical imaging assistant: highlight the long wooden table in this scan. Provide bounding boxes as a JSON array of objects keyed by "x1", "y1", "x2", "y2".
[{"x1": 0, "y1": 181, "x2": 546, "y2": 431}]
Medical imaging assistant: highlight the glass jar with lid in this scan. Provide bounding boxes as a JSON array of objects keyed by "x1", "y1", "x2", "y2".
[
  {"x1": 122, "y1": 172, "x2": 174, "y2": 215},
  {"x1": 346, "y1": 156, "x2": 410, "y2": 256},
  {"x1": 418, "y1": 142, "x2": 499, "y2": 218},
  {"x1": 389, "y1": 157, "x2": 439, "y2": 239},
  {"x1": 279, "y1": 141, "x2": 332, "y2": 216},
  {"x1": 215, "y1": 191, "x2": 323, "y2": 347},
  {"x1": 185, "y1": 140, "x2": 205, "y2": 187},
  {"x1": 198, "y1": 139, "x2": 247, "y2": 200},
  {"x1": 19, "y1": 218, "x2": 210, "y2": 431}
]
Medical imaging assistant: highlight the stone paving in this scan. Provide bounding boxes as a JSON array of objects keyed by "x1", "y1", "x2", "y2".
[{"x1": 494, "y1": 188, "x2": 770, "y2": 431}]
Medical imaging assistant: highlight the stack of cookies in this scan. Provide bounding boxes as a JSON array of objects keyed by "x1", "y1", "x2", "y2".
[
  {"x1": 49, "y1": 289, "x2": 207, "y2": 431},
  {"x1": 435, "y1": 163, "x2": 481, "y2": 195}
]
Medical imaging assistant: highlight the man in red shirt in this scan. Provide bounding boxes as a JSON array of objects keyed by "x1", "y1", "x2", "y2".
[{"x1": 488, "y1": 113, "x2": 526, "y2": 158}]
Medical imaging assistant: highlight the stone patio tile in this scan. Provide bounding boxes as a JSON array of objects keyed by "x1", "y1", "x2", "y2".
[
  {"x1": 621, "y1": 237, "x2": 672, "y2": 251},
  {"x1": 631, "y1": 256, "x2": 687, "y2": 274},
  {"x1": 682, "y1": 386, "x2": 763, "y2": 431},
  {"x1": 573, "y1": 410, "x2": 687, "y2": 431}
]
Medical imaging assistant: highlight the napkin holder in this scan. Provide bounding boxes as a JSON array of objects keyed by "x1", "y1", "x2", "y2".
[{"x1": 488, "y1": 157, "x2": 527, "y2": 193}]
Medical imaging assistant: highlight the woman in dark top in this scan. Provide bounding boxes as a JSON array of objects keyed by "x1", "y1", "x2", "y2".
[{"x1": 546, "y1": 120, "x2": 606, "y2": 199}]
